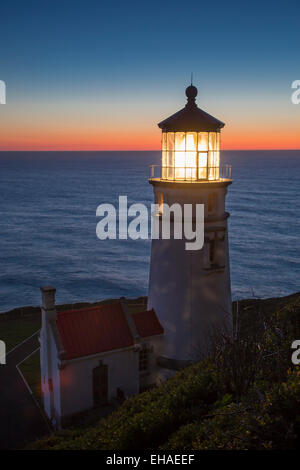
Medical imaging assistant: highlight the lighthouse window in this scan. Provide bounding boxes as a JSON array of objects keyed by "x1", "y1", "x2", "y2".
[
  {"x1": 139, "y1": 349, "x2": 149, "y2": 372},
  {"x1": 209, "y1": 239, "x2": 216, "y2": 264}
]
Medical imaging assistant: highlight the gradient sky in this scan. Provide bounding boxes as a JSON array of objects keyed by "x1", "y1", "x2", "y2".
[{"x1": 0, "y1": 0, "x2": 299, "y2": 150}]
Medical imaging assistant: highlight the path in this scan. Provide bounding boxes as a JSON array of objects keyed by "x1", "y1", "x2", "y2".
[{"x1": 0, "y1": 332, "x2": 50, "y2": 449}]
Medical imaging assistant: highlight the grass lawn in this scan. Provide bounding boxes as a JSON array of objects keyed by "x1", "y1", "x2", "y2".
[
  {"x1": 0, "y1": 315, "x2": 41, "y2": 351},
  {"x1": 19, "y1": 350, "x2": 42, "y2": 403}
]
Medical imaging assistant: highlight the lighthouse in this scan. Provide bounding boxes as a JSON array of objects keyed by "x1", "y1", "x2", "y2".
[{"x1": 147, "y1": 84, "x2": 232, "y2": 366}]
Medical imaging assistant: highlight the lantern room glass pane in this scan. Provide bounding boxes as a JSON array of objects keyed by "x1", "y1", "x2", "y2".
[
  {"x1": 167, "y1": 151, "x2": 174, "y2": 180},
  {"x1": 175, "y1": 132, "x2": 185, "y2": 151},
  {"x1": 186, "y1": 132, "x2": 197, "y2": 151},
  {"x1": 213, "y1": 151, "x2": 220, "y2": 179},
  {"x1": 185, "y1": 151, "x2": 197, "y2": 180},
  {"x1": 213, "y1": 150, "x2": 220, "y2": 169},
  {"x1": 208, "y1": 166, "x2": 216, "y2": 180},
  {"x1": 174, "y1": 152, "x2": 186, "y2": 179},
  {"x1": 162, "y1": 133, "x2": 167, "y2": 151},
  {"x1": 162, "y1": 151, "x2": 167, "y2": 179},
  {"x1": 167, "y1": 150, "x2": 174, "y2": 167},
  {"x1": 168, "y1": 165, "x2": 175, "y2": 180},
  {"x1": 174, "y1": 132, "x2": 186, "y2": 179},
  {"x1": 198, "y1": 152, "x2": 208, "y2": 179},
  {"x1": 209, "y1": 132, "x2": 217, "y2": 151},
  {"x1": 175, "y1": 167, "x2": 184, "y2": 179},
  {"x1": 208, "y1": 151, "x2": 220, "y2": 180},
  {"x1": 216, "y1": 133, "x2": 220, "y2": 151},
  {"x1": 162, "y1": 151, "x2": 167, "y2": 166},
  {"x1": 162, "y1": 148, "x2": 168, "y2": 179},
  {"x1": 198, "y1": 132, "x2": 208, "y2": 151},
  {"x1": 167, "y1": 132, "x2": 174, "y2": 150}
]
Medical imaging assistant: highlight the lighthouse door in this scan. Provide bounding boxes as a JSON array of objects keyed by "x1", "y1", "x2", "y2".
[{"x1": 93, "y1": 363, "x2": 108, "y2": 407}]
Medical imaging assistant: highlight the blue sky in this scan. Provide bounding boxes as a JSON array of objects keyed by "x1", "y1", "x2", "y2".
[{"x1": 0, "y1": 0, "x2": 299, "y2": 149}]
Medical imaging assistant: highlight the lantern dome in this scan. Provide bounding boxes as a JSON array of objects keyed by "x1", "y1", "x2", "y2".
[{"x1": 158, "y1": 85, "x2": 225, "y2": 132}]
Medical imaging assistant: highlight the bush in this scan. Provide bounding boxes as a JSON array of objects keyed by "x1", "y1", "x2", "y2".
[{"x1": 163, "y1": 369, "x2": 300, "y2": 450}]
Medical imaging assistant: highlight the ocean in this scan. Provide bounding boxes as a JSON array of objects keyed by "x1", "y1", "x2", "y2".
[{"x1": 0, "y1": 150, "x2": 299, "y2": 312}]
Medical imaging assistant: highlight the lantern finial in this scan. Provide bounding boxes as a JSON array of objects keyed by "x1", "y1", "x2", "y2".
[{"x1": 185, "y1": 83, "x2": 198, "y2": 107}]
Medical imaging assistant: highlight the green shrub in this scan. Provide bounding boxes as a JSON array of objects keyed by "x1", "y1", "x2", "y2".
[{"x1": 163, "y1": 368, "x2": 300, "y2": 450}]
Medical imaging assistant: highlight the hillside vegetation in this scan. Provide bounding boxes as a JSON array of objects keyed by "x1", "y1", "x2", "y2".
[{"x1": 29, "y1": 293, "x2": 300, "y2": 450}]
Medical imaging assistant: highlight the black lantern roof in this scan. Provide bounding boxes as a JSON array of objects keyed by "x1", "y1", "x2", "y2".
[{"x1": 158, "y1": 85, "x2": 225, "y2": 132}]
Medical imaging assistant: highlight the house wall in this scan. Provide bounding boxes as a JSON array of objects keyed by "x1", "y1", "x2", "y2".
[
  {"x1": 51, "y1": 328, "x2": 62, "y2": 424},
  {"x1": 40, "y1": 318, "x2": 61, "y2": 425},
  {"x1": 59, "y1": 347, "x2": 139, "y2": 417},
  {"x1": 40, "y1": 323, "x2": 51, "y2": 417}
]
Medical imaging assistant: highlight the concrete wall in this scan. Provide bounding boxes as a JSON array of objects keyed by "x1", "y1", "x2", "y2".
[{"x1": 60, "y1": 347, "x2": 139, "y2": 417}]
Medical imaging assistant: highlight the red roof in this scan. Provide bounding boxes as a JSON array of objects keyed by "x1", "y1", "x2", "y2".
[
  {"x1": 56, "y1": 303, "x2": 134, "y2": 360},
  {"x1": 132, "y1": 309, "x2": 164, "y2": 338}
]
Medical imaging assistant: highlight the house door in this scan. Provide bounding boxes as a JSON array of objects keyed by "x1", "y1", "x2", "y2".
[{"x1": 93, "y1": 363, "x2": 108, "y2": 407}]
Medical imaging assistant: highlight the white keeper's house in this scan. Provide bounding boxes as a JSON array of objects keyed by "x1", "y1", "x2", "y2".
[
  {"x1": 40, "y1": 84, "x2": 233, "y2": 428},
  {"x1": 40, "y1": 286, "x2": 164, "y2": 428}
]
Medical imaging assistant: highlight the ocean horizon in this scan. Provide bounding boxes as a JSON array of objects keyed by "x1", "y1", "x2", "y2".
[{"x1": 0, "y1": 150, "x2": 299, "y2": 313}]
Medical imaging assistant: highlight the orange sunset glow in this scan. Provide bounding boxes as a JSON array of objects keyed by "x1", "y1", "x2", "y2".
[{"x1": 1, "y1": 126, "x2": 299, "y2": 151}]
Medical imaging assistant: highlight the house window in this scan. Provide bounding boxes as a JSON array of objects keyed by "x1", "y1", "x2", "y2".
[
  {"x1": 139, "y1": 349, "x2": 149, "y2": 372},
  {"x1": 208, "y1": 193, "x2": 216, "y2": 213}
]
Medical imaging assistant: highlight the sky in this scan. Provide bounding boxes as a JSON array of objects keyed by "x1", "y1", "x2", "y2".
[{"x1": 0, "y1": 0, "x2": 299, "y2": 150}]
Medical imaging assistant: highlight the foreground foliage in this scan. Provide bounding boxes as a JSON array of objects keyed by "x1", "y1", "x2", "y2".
[{"x1": 29, "y1": 293, "x2": 300, "y2": 450}]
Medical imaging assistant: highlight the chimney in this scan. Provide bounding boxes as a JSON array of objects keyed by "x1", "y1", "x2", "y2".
[{"x1": 40, "y1": 286, "x2": 56, "y2": 321}]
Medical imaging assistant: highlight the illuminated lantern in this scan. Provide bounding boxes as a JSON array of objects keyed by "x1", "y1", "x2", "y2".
[
  {"x1": 158, "y1": 84, "x2": 226, "y2": 181},
  {"x1": 147, "y1": 84, "x2": 233, "y2": 370}
]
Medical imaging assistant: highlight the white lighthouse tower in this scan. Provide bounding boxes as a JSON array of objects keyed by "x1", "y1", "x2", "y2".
[{"x1": 147, "y1": 84, "x2": 232, "y2": 367}]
